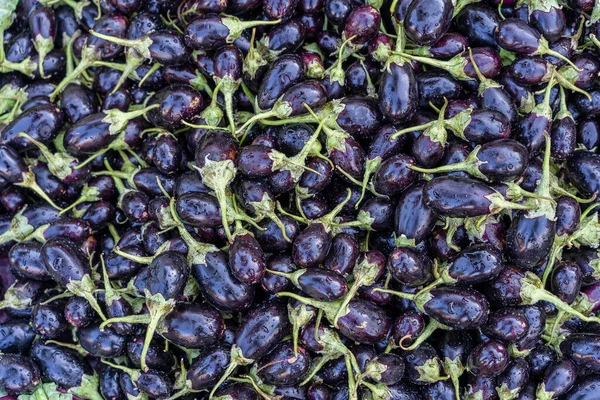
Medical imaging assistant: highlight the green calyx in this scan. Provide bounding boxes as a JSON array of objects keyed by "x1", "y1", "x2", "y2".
[
  {"x1": 534, "y1": 35, "x2": 582, "y2": 72},
  {"x1": 371, "y1": 287, "x2": 433, "y2": 317},
  {"x1": 102, "y1": 104, "x2": 160, "y2": 136},
  {"x1": 519, "y1": 272, "x2": 600, "y2": 324},
  {"x1": 16, "y1": 170, "x2": 64, "y2": 210},
  {"x1": 69, "y1": 374, "x2": 104, "y2": 400},
  {"x1": 66, "y1": 274, "x2": 107, "y2": 321},
  {"x1": 496, "y1": 383, "x2": 520, "y2": 400},
  {"x1": 18, "y1": 382, "x2": 72, "y2": 400},
  {"x1": 444, "y1": 107, "x2": 474, "y2": 141},
  {"x1": 402, "y1": 319, "x2": 445, "y2": 351},
  {"x1": 414, "y1": 357, "x2": 447, "y2": 384},
  {"x1": 18, "y1": 132, "x2": 76, "y2": 181},
  {"x1": 245, "y1": 29, "x2": 267, "y2": 78},
  {"x1": 0, "y1": 281, "x2": 34, "y2": 310},
  {"x1": 443, "y1": 357, "x2": 464, "y2": 400},
  {"x1": 90, "y1": 30, "x2": 153, "y2": 60},
  {"x1": 288, "y1": 302, "x2": 315, "y2": 357},
  {"x1": 361, "y1": 382, "x2": 391, "y2": 400},
  {"x1": 467, "y1": 47, "x2": 503, "y2": 96},
  {"x1": 410, "y1": 145, "x2": 487, "y2": 181},
  {"x1": 266, "y1": 268, "x2": 307, "y2": 288},
  {"x1": 221, "y1": 17, "x2": 281, "y2": 44},
  {"x1": 50, "y1": 42, "x2": 100, "y2": 101},
  {"x1": 393, "y1": 234, "x2": 417, "y2": 248},
  {"x1": 484, "y1": 192, "x2": 536, "y2": 215},
  {"x1": 60, "y1": 185, "x2": 101, "y2": 215},
  {"x1": 362, "y1": 359, "x2": 389, "y2": 383},
  {"x1": 196, "y1": 158, "x2": 237, "y2": 241},
  {"x1": 139, "y1": 290, "x2": 177, "y2": 371},
  {"x1": 208, "y1": 345, "x2": 255, "y2": 398},
  {"x1": 0, "y1": 57, "x2": 37, "y2": 77},
  {"x1": 401, "y1": 52, "x2": 471, "y2": 81},
  {"x1": 332, "y1": 255, "x2": 383, "y2": 327},
  {"x1": 0, "y1": 208, "x2": 35, "y2": 245},
  {"x1": 33, "y1": 34, "x2": 54, "y2": 78},
  {"x1": 525, "y1": 134, "x2": 556, "y2": 221},
  {"x1": 535, "y1": 384, "x2": 556, "y2": 400},
  {"x1": 277, "y1": 291, "x2": 343, "y2": 324}
]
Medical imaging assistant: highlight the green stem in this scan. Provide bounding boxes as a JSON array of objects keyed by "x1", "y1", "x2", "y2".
[
  {"x1": 215, "y1": 187, "x2": 233, "y2": 242},
  {"x1": 17, "y1": 172, "x2": 64, "y2": 210},
  {"x1": 372, "y1": 288, "x2": 415, "y2": 300},
  {"x1": 391, "y1": 121, "x2": 434, "y2": 140},
  {"x1": 401, "y1": 319, "x2": 442, "y2": 351},
  {"x1": 209, "y1": 361, "x2": 239, "y2": 399},
  {"x1": 541, "y1": 239, "x2": 565, "y2": 287}
]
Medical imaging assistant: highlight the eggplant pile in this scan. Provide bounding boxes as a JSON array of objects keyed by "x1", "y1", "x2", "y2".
[{"x1": 2, "y1": 0, "x2": 600, "y2": 399}]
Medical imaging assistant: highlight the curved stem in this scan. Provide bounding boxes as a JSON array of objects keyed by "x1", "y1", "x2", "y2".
[
  {"x1": 354, "y1": 158, "x2": 380, "y2": 209},
  {"x1": 332, "y1": 276, "x2": 365, "y2": 327},
  {"x1": 236, "y1": 109, "x2": 277, "y2": 135},
  {"x1": 556, "y1": 73, "x2": 592, "y2": 101},
  {"x1": 372, "y1": 288, "x2": 415, "y2": 300},
  {"x1": 99, "y1": 314, "x2": 151, "y2": 329},
  {"x1": 390, "y1": 121, "x2": 434, "y2": 140},
  {"x1": 223, "y1": 89, "x2": 237, "y2": 135},
  {"x1": 215, "y1": 187, "x2": 233, "y2": 242},
  {"x1": 209, "y1": 361, "x2": 239, "y2": 399},
  {"x1": 541, "y1": 240, "x2": 564, "y2": 287},
  {"x1": 534, "y1": 289, "x2": 600, "y2": 324},
  {"x1": 401, "y1": 319, "x2": 441, "y2": 351},
  {"x1": 544, "y1": 48, "x2": 582, "y2": 72},
  {"x1": 17, "y1": 172, "x2": 64, "y2": 210}
]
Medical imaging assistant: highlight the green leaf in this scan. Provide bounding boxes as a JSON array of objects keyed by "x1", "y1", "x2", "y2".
[
  {"x1": 0, "y1": 0, "x2": 18, "y2": 31},
  {"x1": 18, "y1": 382, "x2": 73, "y2": 400}
]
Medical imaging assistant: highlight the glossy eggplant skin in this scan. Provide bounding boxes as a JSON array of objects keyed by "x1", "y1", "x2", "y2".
[
  {"x1": 147, "y1": 84, "x2": 205, "y2": 130},
  {"x1": 394, "y1": 183, "x2": 438, "y2": 245},
  {"x1": 423, "y1": 287, "x2": 489, "y2": 329},
  {"x1": 257, "y1": 54, "x2": 305, "y2": 111},
  {"x1": 234, "y1": 300, "x2": 290, "y2": 360},
  {"x1": 387, "y1": 246, "x2": 433, "y2": 287},
  {"x1": 146, "y1": 251, "x2": 189, "y2": 299},
  {"x1": 336, "y1": 300, "x2": 391, "y2": 344},
  {"x1": 445, "y1": 244, "x2": 504, "y2": 284},
  {"x1": 30, "y1": 341, "x2": 92, "y2": 389},
  {"x1": 186, "y1": 346, "x2": 231, "y2": 390},
  {"x1": 0, "y1": 321, "x2": 36, "y2": 353},
  {"x1": 378, "y1": 62, "x2": 418, "y2": 123},
  {"x1": 192, "y1": 249, "x2": 256, "y2": 312},
  {"x1": 229, "y1": 232, "x2": 266, "y2": 285},
  {"x1": 372, "y1": 154, "x2": 417, "y2": 196},
  {"x1": 160, "y1": 303, "x2": 225, "y2": 348},
  {"x1": 0, "y1": 104, "x2": 64, "y2": 151},
  {"x1": 257, "y1": 341, "x2": 311, "y2": 385},
  {"x1": 560, "y1": 334, "x2": 600, "y2": 373},
  {"x1": 537, "y1": 359, "x2": 577, "y2": 399},
  {"x1": 76, "y1": 323, "x2": 128, "y2": 358},
  {"x1": 404, "y1": 0, "x2": 453, "y2": 46},
  {"x1": 9, "y1": 241, "x2": 51, "y2": 281},
  {"x1": 455, "y1": 5, "x2": 499, "y2": 48},
  {"x1": 566, "y1": 151, "x2": 600, "y2": 198},
  {"x1": 0, "y1": 354, "x2": 40, "y2": 395},
  {"x1": 563, "y1": 375, "x2": 600, "y2": 400},
  {"x1": 482, "y1": 308, "x2": 529, "y2": 343},
  {"x1": 296, "y1": 268, "x2": 348, "y2": 301},
  {"x1": 41, "y1": 237, "x2": 91, "y2": 286},
  {"x1": 292, "y1": 223, "x2": 332, "y2": 268},
  {"x1": 336, "y1": 97, "x2": 383, "y2": 139},
  {"x1": 506, "y1": 211, "x2": 556, "y2": 270},
  {"x1": 423, "y1": 176, "x2": 499, "y2": 218}
]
